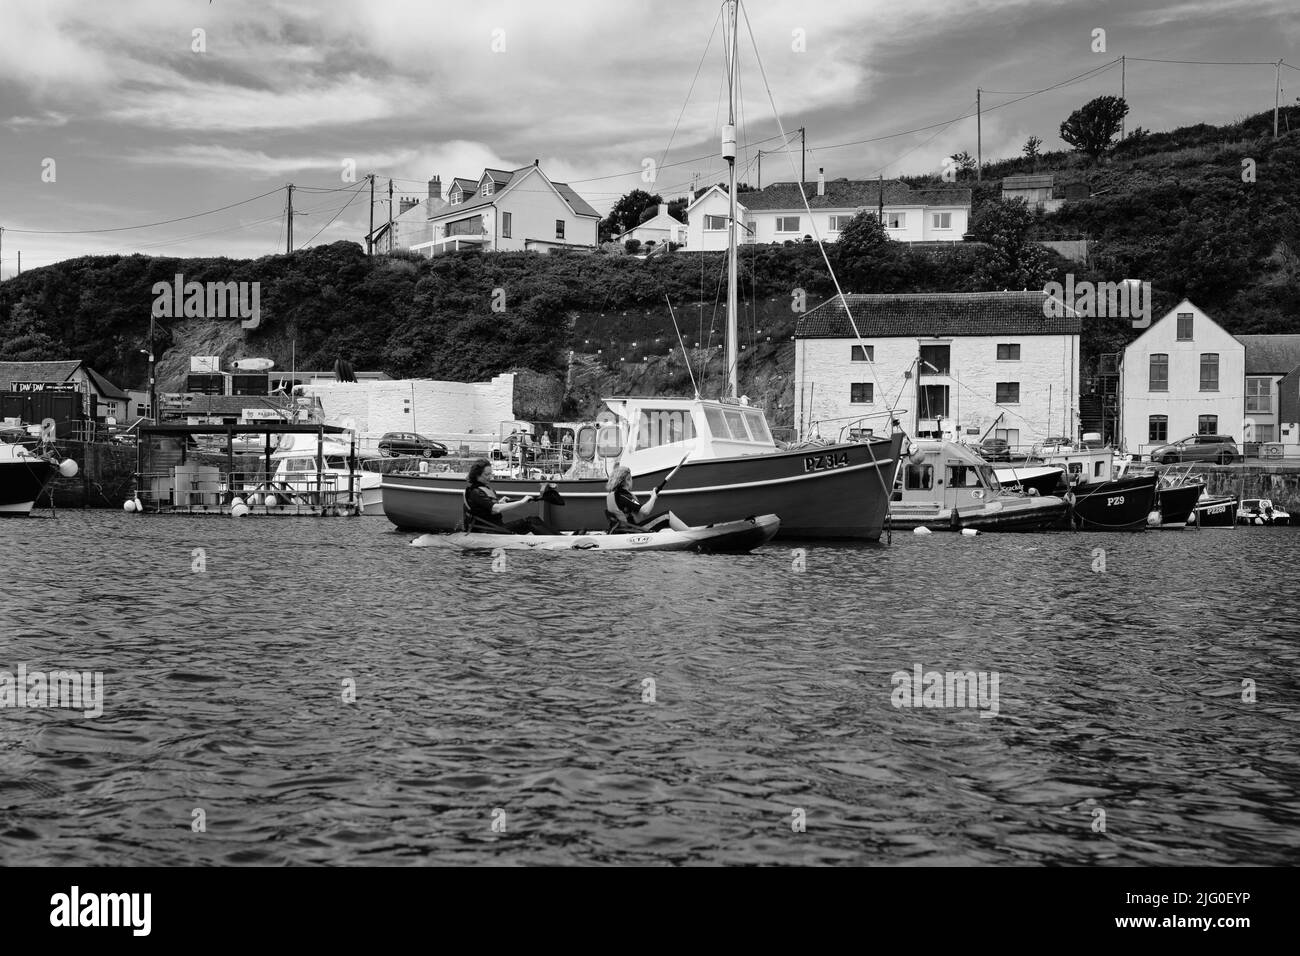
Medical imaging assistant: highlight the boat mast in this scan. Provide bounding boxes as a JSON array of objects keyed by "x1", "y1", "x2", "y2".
[{"x1": 723, "y1": 0, "x2": 739, "y2": 401}]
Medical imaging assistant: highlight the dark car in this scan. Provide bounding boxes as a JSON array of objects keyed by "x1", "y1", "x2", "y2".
[
  {"x1": 977, "y1": 437, "x2": 1011, "y2": 461},
  {"x1": 1150, "y1": 434, "x2": 1240, "y2": 465},
  {"x1": 377, "y1": 432, "x2": 448, "y2": 458}
]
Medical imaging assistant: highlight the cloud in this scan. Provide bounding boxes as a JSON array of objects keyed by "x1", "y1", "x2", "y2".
[{"x1": 3, "y1": 111, "x2": 70, "y2": 129}]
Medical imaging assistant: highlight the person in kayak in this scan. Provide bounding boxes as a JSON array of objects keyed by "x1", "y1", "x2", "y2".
[
  {"x1": 605, "y1": 465, "x2": 689, "y2": 533},
  {"x1": 463, "y1": 458, "x2": 552, "y2": 533}
]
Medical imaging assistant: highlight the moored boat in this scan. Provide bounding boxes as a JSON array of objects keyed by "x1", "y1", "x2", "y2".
[
  {"x1": 1191, "y1": 493, "x2": 1237, "y2": 527},
  {"x1": 0, "y1": 426, "x2": 73, "y2": 517},
  {"x1": 1237, "y1": 498, "x2": 1291, "y2": 526},
  {"x1": 411, "y1": 513, "x2": 780, "y2": 553},
  {"x1": 993, "y1": 463, "x2": 1065, "y2": 496}
]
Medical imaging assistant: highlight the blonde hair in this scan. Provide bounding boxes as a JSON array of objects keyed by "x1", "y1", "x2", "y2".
[{"x1": 606, "y1": 465, "x2": 631, "y2": 492}]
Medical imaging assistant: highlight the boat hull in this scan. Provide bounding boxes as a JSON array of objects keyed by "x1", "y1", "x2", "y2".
[
  {"x1": 1053, "y1": 475, "x2": 1159, "y2": 531},
  {"x1": 995, "y1": 465, "x2": 1064, "y2": 497},
  {"x1": 1192, "y1": 495, "x2": 1237, "y2": 527},
  {"x1": 0, "y1": 458, "x2": 56, "y2": 516},
  {"x1": 383, "y1": 434, "x2": 904, "y2": 540},
  {"x1": 1155, "y1": 481, "x2": 1204, "y2": 528},
  {"x1": 887, "y1": 496, "x2": 1068, "y2": 532},
  {"x1": 412, "y1": 514, "x2": 780, "y2": 553}
]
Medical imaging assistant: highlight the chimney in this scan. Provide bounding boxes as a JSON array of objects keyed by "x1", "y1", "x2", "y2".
[
  {"x1": 399, "y1": 196, "x2": 419, "y2": 215},
  {"x1": 429, "y1": 175, "x2": 441, "y2": 203},
  {"x1": 658, "y1": 203, "x2": 668, "y2": 217},
  {"x1": 534, "y1": 158, "x2": 539, "y2": 166},
  {"x1": 817, "y1": 167, "x2": 825, "y2": 197}
]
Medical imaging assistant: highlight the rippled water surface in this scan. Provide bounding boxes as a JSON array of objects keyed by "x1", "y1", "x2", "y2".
[{"x1": 2, "y1": 512, "x2": 1298, "y2": 866}]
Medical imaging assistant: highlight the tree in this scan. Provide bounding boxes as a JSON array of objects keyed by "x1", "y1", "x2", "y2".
[
  {"x1": 624, "y1": 238, "x2": 642, "y2": 254},
  {"x1": 1059, "y1": 95, "x2": 1130, "y2": 160},
  {"x1": 967, "y1": 197, "x2": 1053, "y2": 290},
  {"x1": 835, "y1": 210, "x2": 891, "y2": 259},
  {"x1": 952, "y1": 151, "x2": 977, "y2": 174},
  {"x1": 1023, "y1": 136, "x2": 1042, "y2": 159},
  {"x1": 602, "y1": 189, "x2": 662, "y2": 241}
]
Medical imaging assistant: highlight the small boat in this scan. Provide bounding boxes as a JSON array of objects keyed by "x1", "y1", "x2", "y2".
[
  {"x1": 1192, "y1": 493, "x2": 1238, "y2": 527},
  {"x1": 1113, "y1": 461, "x2": 1205, "y2": 528},
  {"x1": 244, "y1": 433, "x2": 384, "y2": 515},
  {"x1": 0, "y1": 427, "x2": 72, "y2": 516},
  {"x1": 1237, "y1": 498, "x2": 1291, "y2": 526},
  {"x1": 890, "y1": 439, "x2": 1067, "y2": 531},
  {"x1": 993, "y1": 463, "x2": 1065, "y2": 496},
  {"x1": 411, "y1": 514, "x2": 780, "y2": 553}
]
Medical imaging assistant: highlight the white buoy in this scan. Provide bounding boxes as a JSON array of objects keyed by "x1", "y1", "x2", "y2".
[
  {"x1": 231, "y1": 503, "x2": 249, "y2": 518},
  {"x1": 230, "y1": 497, "x2": 245, "y2": 509},
  {"x1": 913, "y1": 526, "x2": 932, "y2": 535},
  {"x1": 58, "y1": 459, "x2": 78, "y2": 478},
  {"x1": 123, "y1": 499, "x2": 135, "y2": 512},
  {"x1": 265, "y1": 494, "x2": 279, "y2": 509},
  {"x1": 1147, "y1": 510, "x2": 1162, "y2": 527},
  {"x1": 961, "y1": 528, "x2": 980, "y2": 536}
]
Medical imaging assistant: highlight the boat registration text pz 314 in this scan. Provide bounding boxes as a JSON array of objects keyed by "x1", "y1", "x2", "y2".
[{"x1": 804, "y1": 452, "x2": 850, "y2": 472}]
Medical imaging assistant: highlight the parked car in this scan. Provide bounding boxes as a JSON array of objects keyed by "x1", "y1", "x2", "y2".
[
  {"x1": 977, "y1": 438, "x2": 1011, "y2": 461},
  {"x1": 377, "y1": 432, "x2": 448, "y2": 458},
  {"x1": 1149, "y1": 434, "x2": 1240, "y2": 465}
]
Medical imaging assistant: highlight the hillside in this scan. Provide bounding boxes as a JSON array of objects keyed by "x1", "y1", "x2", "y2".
[{"x1": 2, "y1": 106, "x2": 1298, "y2": 428}]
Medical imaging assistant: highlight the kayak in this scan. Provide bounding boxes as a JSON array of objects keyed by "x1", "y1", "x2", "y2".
[{"x1": 410, "y1": 514, "x2": 781, "y2": 553}]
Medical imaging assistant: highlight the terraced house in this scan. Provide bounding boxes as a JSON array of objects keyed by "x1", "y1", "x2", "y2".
[
  {"x1": 412, "y1": 161, "x2": 600, "y2": 255},
  {"x1": 685, "y1": 171, "x2": 971, "y2": 251}
]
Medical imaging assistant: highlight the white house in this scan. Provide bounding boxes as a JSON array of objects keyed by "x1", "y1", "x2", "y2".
[
  {"x1": 369, "y1": 175, "x2": 447, "y2": 253},
  {"x1": 685, "y1": 172, "x2": 971, "y2": 251},
  {"x1": 1118, "y1": 300, "x2": 1246, "y2": 456},
  {"x1": 412, "y1": 162, "x2": 600, "y2": 255},
  {"x1": 615, "y1": 203, "x2": 685, "y2": 248},
  {"x1": 794, "y1": 292, "x2": 1080, "y2": 448},
  {"x1": 1234, "y1": 334, "x2": 1300, "y2": 446}
]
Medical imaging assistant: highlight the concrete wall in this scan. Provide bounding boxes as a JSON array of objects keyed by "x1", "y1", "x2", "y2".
[
  {"x1": 300, "y1": 373, "x2": 515, "y2": 454},
  {"x1": 795, "y1": 333, "x2": 1079, "y2": 444}
]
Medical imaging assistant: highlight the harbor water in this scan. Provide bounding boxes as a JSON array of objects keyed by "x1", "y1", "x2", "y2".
[{"x1": 1, "y1": 513, "x2": 1297, "y2": 866}]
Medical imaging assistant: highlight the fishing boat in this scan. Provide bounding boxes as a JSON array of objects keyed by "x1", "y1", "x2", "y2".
[
  {"x1": 889, "y1": 439, "x2": 1067, "y2": 531},
  {"x1": 383, "y1": 3, "x2": 903, "y2": 540},
  {"x1": 1113, "y1": 461, "x2": 1205, "y2": 528},
  {"x1": 243, "y1": 433, "x2": 384, "y2": 515},
  {"x1": 1030, "y1": 439, "x2": 1159, "y2": 531},
  {"x1": 0, "y1": 429, "x2": 59, "y2": 516},
  {"x1": 1237, "y1": 498, "x2": 1291, "y2": 526},
  {"x1": 411, "y1": 513, "x2": 780, "y2": 553},
  {"x1": 993, "y1": 463, "x2": 1065, "y2": 496},
  {"x1": 1191, "y1": 492, "x2": 1238, "y2": 527}
]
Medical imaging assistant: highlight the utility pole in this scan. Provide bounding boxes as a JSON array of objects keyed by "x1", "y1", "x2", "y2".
[
  {"x1": 0, "y1": 225, "x2": 4, "y2": 281},
  {"x1": 1275, "y1": 59, "x2": 1283, "y2": 140},
  {"x1": 286, "y1": 183, "x2": 294, "y2": 253},
  {"x1": 367, "y1": 174, "x2": 375, "y2": 255},
  {"x1": 1120, "y1": 56, "x2": 1126, "y2": 138},
  {"x1": 757, "y1": 150, "x2": 762, "y2": 189},
  {"x1": 976, "y1": 88, "x2": 982, "y2": 181},
  {"x1": 388, "y1": 178, "x2": 394, "y2": 254},
  {"x1": 800, "y1": 127, "x2": 806, "y2": 194},
  {"x1": 16, "y1": 251, "x2": 20, "y2": 275}
]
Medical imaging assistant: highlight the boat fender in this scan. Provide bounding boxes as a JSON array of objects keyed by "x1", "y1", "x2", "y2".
[
  {"x1": 1147, "y1": 510, "x2": 1162, "y2": 527},
  {"x1": 913, "y1": 526, "x2": 932, "y2": 535},
  {"x1": 123, "y1": 499, "x2": 136, "y2": 512},
  {"x1": 961, "y1": 528, "x2": 980, "y2": 536}
]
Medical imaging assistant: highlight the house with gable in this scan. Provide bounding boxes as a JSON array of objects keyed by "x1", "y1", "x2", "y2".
[
  {"x1": 412, "y1": 161, "x2": 600, "y2": 255},
  {"x1": 684, "y1": 170, "x2": 971, "y2": 251}
]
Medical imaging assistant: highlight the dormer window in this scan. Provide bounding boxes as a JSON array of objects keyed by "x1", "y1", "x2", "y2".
[
  {"x1": 450, "y1": 188, "x2": 462, "y2": 205},
  {"x1": 482, "y1": 182, "x2": 493, "y2": 197}
]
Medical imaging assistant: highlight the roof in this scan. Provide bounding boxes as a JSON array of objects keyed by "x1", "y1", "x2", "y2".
[
  {"x1": 796, "y1": 292, "x2": 1081, "y2": 338},
  {"x1": 1234, "y1": 334, "x2": 1300, "y2": 375},
  {"x1": 431, "y1": 166, "x2": 600, "y2": 221},
  {"x1": 84, "y1": 366, "x2": 129, "y2": 400},
  {"x1": 717, "y1": 179, "x2": 970, "y2": 212},
  {"x1": 161, "y1": 395, "x2": 295, "y2": 416},
  {"x1": 481, "y1": 168, "x2": 513, "y2": 184},
  {"x1": 552, "y1": 181, "x2": 600, "y2": 218},
  {"x1": 451, "y1": 178, "x2": 477, "y2": 195},
  {"x1": 0, "y1": 360, "x2": 82, "y2": 388},
  {"x1": 1003, "y1": 174, "x2": 1055, "y2": 190}
]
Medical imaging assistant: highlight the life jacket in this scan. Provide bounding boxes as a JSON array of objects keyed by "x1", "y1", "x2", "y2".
[
  {"x1": 605, "y1": 488, "x2": 641, "y2": 533},
  {"x1": 463, "y1": 483, "x2": 508, "y2": 533}
]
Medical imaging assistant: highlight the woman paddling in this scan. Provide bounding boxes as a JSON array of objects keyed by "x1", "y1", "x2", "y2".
[
  {"x1": 463, "y1": 458, "x2": 552, "y2": 533},
  {"x1": 605, "y1": 465, "x2": 690, "y2": 533}
]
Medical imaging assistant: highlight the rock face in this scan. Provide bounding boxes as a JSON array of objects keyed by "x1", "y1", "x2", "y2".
[{"x1": 155, "y1": 318, "x2": 279, "y2": 392}]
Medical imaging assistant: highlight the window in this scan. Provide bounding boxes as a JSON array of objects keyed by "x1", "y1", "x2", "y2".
[
  {"x1": 136, "y1": 403, "x2": 148, "y2": 417},
  {"x1": 904, "y1": 463, "x2": 933, "y2": 490},
  {"x1": 1149, "y1": 353, "x2": 1168, "y2": 391},
  {"x1": 886, "y1": 212, "x2": 906, "y2": 229},
  {"x1": 1246, "y1": 377, "x2": 1271, "y2": 413},
  {"x1": 932, "y1": 212, "x2": 952, "y2": 229},
  {"x1": 850, "y1": 383, "x2": 874, "y2": 404},
  {"x1": 501, "y1": 212, "x2": 511, "y2": 238},
  {"x1": 722, "y1": 408, "x2": 751, "y2": 441},
  {"x1": 704, "y1": 215, "x2": 727, "y2": 230},
  {"x1": 1176, "y1": 312, "x2": 1193, "y2": 340},
  {"x1": 555, "y1": 219, "x2": 565, "y2": 240},
  {"x1": 1256, "y1": 424, "x2": 1275, "y2": 442},
  {"x1": 994, "y1": 428, "x2": 1019, "y2": 448},
  {"x1": 919, "y1": 344, "x2": 950, "y2": 374},
  {"x1": 742, "y1": 410, "x2": 772, "y2": 443},
  {"x1": 776, "y1": 216, "x2": 801, "y2": 232},
  {"x1": 919, "y1": 384, "x2": 949, "y2": 418},
  {"x1": 829, "y1": 215, "x2": 853, "y2": 231},
  {"x1": 851, "y1": 345, "x2": 873, "y2": 362},
  {"x1": 996, "y1": 343, "x2": 1020, "y2": 361},
  {"x1": 450, "y1": 189, "x2": 462, "y2": 205},
  {"x1": 481, "y1": 182, "x2": 493, "y2": 197},
  {"x1": 995, "y1": 382, "x2": 1020, "y2": 404},
  {"x1": 1198, "y1": 415, "x2": 1218, "y2": 436},
  {"x1": 1199, "y1": 353, "x2": 1219, "y2": 391},
  {"x1": 1148, "y1": 415, "x2": 1168, "y2": 443},
  {"x1": 948, "y1": 465, "x2": 981, "y2": 488},
  {"x1": 636, "y1": 409, "x2": 696, "y2": 449}
]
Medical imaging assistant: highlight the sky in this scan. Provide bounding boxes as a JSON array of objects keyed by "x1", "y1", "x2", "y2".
[{"x1": 1, "y1": 0, "x2": 1297, "y2": 275}]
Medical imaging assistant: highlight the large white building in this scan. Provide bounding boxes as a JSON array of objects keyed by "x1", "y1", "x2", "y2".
[
  {"x1": 1118, "y1": 300, "x2": 1246, "y2": 455},
  {"x1": 794, "y1": 292, "x2": 1080, "y2": 448},
  {"x1": 685, "y1": 173, "x2": 971, "y2": 252},
  {"x1": 412, "y1": 162, "x2": 600, "y2": 255}
]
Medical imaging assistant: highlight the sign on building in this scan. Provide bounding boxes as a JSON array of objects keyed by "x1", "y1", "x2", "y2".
[{"x1": 12, "y1": 382, "x2": 79, "y2": 393}]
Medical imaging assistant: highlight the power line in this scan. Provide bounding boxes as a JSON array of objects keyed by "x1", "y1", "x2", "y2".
[
  {"x1": 300, "y1": 183, "x2": 368, "y2": 248},
  {"x1": 4, "y1": 187, "x2": 283, "y2": 235}
]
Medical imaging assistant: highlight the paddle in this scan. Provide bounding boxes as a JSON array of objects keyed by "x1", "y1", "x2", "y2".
[
  {"x1": 538, "y1": 482, "x2": 565, "y2": 506},
  {"x1": 654, "y1": 453, "x2": 691, "y2": 495}
]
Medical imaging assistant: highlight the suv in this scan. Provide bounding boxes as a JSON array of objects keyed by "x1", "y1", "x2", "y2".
[
  {"x1": 977, "y1": 437, "x2": 1011, "y2": 461},
  {"x1": 1150, "y1": 434, "x2": 1240, "y2": 464},
  {"x1": 377, "y1": 432, "x2": 448, "y2": 458}
]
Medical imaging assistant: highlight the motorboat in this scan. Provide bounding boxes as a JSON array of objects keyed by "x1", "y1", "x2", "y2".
[
  {"x1": 0, "y1": 429, "x2": 59, "y2": 516},
  {"x1": 1113, "y1": 461, "x2": 1206, "y2": 528},
  {"x1": 1191, "y1": 492, "x2": 1237, "y2": 527},
  {"x1": 411, "y1": 513, "x2": 780, "y2": 553},
  {"x1": 1029, "y1": 439, "x2": 1159, "y2": 531},
  {"x1": 889, "y1": 439, "x2": 1067, "y2": 531},
  {"x1": 245, "y1": 433, "x2": 384, "y2": 515},
  {"x1": 1237, "y1": 498, "x2": 1291, "y2": 525},
  {"x1": 993, "y1": 463, "x2": 1066, "y2": 496}
]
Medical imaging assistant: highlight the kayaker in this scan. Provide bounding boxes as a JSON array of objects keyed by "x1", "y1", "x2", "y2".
[
  {"x1": 464, "y1": 458, "x2": 551, "y2": 533},
  {"x1": 605, "y1": 465, "x2": 689, "y2": 533}
]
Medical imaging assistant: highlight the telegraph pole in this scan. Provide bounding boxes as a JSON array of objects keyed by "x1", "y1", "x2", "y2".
[
  {"x1": 367, "y1": 174, "x2": 375, "y2": 255},
  {"x1": 976, "y1": 88, "x2": 982, "y2": 181},
  {"x1": 387, "y1": 178, "x2": 394, "y2": 253},
  {"x1": 1275, "y1": 59, "x2": 1283, "y2": 140},
  {"x1": 286, "y1": 183, "x2": 294, "y2": 253},
  {"x1": 0, "y1": 225, "x2": 4, "y2": 281},
  {"x1": 800, "y1": 127, "x2": 806, "y2": 193},
  {"x1": 1120, "y1": 56, "x2": 1126, "y2": 138}
]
